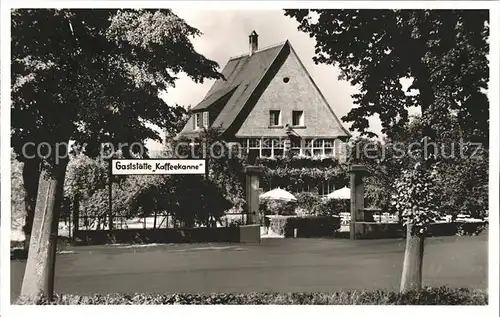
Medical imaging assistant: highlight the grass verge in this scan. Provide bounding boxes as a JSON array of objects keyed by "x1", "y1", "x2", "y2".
[{"x1": 22, "y1": 287, "x2": 487, "y2": 305}]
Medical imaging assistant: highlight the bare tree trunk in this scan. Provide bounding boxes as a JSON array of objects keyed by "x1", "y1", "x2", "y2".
[
  {"x1": 22, "y1": 159, "x2": 41, "y2": 251},
  {"x1": 18, "y1": 158, "x2": 68, "y2": 303},
  {"x1": 72, "y1": 195, "x2": 80, "y2": 240},
  {"x1": 400, "y1": 224, "x2": 425, "y2": 292}
]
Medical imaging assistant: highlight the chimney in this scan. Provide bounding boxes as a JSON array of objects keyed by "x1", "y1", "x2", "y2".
[{"x1": 249, "y1": 30, "x2": 258, "y2": 56}]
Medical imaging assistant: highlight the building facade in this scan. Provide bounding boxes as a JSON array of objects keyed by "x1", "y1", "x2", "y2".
[{"x1": 177, "y1": 31, "x2": 351, "y2": 161}]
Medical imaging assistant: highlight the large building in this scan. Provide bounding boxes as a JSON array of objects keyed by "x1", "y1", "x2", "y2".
[{"x1": 177, "y1": 31, "x2": 351, "y2": 160}]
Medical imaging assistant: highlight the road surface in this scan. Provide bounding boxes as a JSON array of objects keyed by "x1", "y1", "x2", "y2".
[{"x1": 11, "y1": 234, "x2": 487, "y2": 302}]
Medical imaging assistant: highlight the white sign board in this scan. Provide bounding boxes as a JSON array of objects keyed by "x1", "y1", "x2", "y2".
[{"x1": 111, "y1": 159, "x2": 206, "y2": 175}]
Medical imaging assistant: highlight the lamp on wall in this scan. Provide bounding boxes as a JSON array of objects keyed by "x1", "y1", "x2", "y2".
[{"x1": 285, "y1": 124, "x2": 300, "y2": 138}]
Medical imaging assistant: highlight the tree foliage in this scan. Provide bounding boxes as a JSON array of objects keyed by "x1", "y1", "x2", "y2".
[
  {"x1": 349, "y1": 115, "x2": 488, "y2": 218},
  {"x1": 164, "y1": 104, "x2": 190, "y2": 142},
  {"x1": 255, "y1": 156, "x2": 349, "y2": 194},
  {"x1": 12, "y1": 9, "x2": 223, "y2": 302},
  {"x1": 173, "y1": 127, "x2": 247, "y2": 209},
  {"x1": 11, "y1": 152, "x2": 26, "y2": 229},
  {"x1": 64, "y1": 154, "x2": 108, "y2": 201},
  {"x1": 12, "y1": 9, "x2": 222, "y2": 160},
  {"x1": 285, "y1": 9, "x2": 489, "y2": 293},
  {"x1": 284, "y1": 9, "x2": 489, "y2": 145},
  {"x1": 63, "y1": 155, "x2": 231, "y2": 228},
  {"x1": 393, "y1": 162, "x2": 439, "y2": 235}
]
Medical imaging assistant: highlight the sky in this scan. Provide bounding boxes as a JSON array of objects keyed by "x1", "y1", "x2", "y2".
[{"x1": 145, "y1": 9, "x2": 403, "y2": 152}]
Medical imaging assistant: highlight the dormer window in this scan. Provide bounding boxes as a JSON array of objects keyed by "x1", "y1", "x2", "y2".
[
  {"x1": 193, "y1": 113, "x2": 201, "y2": 130},
  {"x1": 203, "y1": 112, "x2": 209, "y2": 128},
  {"x1": 193, "y1": 112, "x2": 209, "y2": 130}
]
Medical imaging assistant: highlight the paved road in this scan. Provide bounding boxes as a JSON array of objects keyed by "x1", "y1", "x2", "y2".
[{"x1": 11, "y1": 235, "x2": 487, "y2": 301}]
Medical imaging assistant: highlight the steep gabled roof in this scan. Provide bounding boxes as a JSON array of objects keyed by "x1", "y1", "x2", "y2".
[
  {"x1": 191, "y1": 85, "x2": 239, "y2": 111},
  {"x1": 286, "y1": 44, "x2": 351, "y2": 139},
  {"x1": 178, "y1": 42, "x2": 286, "y2": 137},
  {"x1": 177, "y1": 40, "x2": 351, "y2": 139}
]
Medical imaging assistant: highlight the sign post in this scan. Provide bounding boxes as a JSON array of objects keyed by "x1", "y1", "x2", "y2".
[
  {"x1": 108, "y1": 160, "x2": 113, "y2": 230},
  {"x1": 108, "y1": 159, "x2": 208, "y2": 229},
  {"x1": 111, "y1": 159, "x2": 207, "y2": 176}
]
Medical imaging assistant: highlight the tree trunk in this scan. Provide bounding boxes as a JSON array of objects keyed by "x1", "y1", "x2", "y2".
[
  {"x1": 22, "y1": 159, "x2": 41, "y2": 251},
  {"x1": 72, "y1": 195, "x2": 80, "y2": 240},
  {"x1": 18, "y1": 158, "x2": 68, "y2": 304},
  {"x1": 400, "y1": 224, "x2": 425, "y2": 292}
]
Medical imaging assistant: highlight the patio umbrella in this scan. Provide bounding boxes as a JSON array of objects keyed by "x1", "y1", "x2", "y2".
[
  {"x1": 325, "y1": 186, "x2": 350, "y2": 200},
  {"x1": 260, "y1": 188, "x2": 297, "y2": 202}
]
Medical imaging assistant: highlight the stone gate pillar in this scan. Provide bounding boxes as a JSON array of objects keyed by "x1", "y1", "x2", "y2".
[
  {"x1": 244, "y1": 166, "x2": 264, "y2": 225},
  {"x1": 349, "y1": 164, "x2": 368, "y2": 239}
]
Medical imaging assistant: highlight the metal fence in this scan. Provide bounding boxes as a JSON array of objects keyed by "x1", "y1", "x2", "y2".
[{"x1": 72, "y1": 212, "x2": 249, "y2": 232}]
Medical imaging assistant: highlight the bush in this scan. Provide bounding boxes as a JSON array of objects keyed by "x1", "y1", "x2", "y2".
[
  {"x1": 261, "y1": 199, "x2": 296, "y2": 216},
  {"x1": 259, "y1": 201, "x2": 269, "y2": 217},
  {"x1": 39, "y1": 287, "x2": 487, "y2": 305},
  {"x1": 227, "y1": 218, "x2": 245, "y2": 228},
  {"x1": 262, "y1": 215, "x2": 271, "y2": 228},
  {"x1": 315, "y1": 199, "x2": 347, "y2": 216},
  {"x1": 288, "y1": 216, "x2": 341, "y2": 238},
  {"x1": 269, "y1": 216, "x2": 292, "y2": 235},
  {"x1": 295, "y1": 192, "x2": 321, "y2": 215},
  {"x1": 269, "y1": 215, "x2": 340, "y2": 237},
  {"x1": 427, "y1": 221, "x2": 489, "y2": 237},
  {"x1": 456, "y1": 222, "x2": 488, "y2": 236}
]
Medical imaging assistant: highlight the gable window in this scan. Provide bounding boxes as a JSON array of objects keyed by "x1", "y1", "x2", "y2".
[
  {"x1": 292, "y1": 111, "x2": 304, "y2": 126},
  {"x1": 269, "y1": 110, "x2": 281, "y2": 127}
]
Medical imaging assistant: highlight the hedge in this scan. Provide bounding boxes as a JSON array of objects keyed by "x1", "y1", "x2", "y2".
[
  {"x1": 269, "y1": 216, "x2": 341, "y2": 238},
  {"x1": 267, "y1": 217, "x2": 486, "y2": 239},
  {"x1": 73, "y1": 227, "x2": 242, "y2": 246},
  {"x1": 424, "y1": 222, "x2": 488, "y2": 237},
  {"x1": 260, "y1": 199, "x2": 297, "y2": 216},
  {"x1": 30, "y1": 287, "x2": 487, "y2": 305}
]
